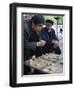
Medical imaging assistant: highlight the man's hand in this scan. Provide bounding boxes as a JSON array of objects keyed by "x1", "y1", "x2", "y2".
[
  {"x1": 36, "y1": 40, "x2": 46, "y2": 47},
  {"x1": 52, "y1": 40, "x2": 59, "y2": 48}
]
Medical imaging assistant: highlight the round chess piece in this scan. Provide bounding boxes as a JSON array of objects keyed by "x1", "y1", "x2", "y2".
[{"x1": 32, "y1": 55, "x2": 36, "y2": 61}]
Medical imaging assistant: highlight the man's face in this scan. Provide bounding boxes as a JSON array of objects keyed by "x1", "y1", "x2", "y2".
[
  {"x1": 46, "y1": 22, "x2": 53, "y2": 29},
  {"x1": 32, "y1": 23, "x2": 43, "y2": 32}
]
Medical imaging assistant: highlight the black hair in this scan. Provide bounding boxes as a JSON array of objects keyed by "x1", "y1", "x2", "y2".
[
  {"x1": 31, "y1": 15, "x2": 45, "y2": 25},
  {"x1": 46, "y1": 19, "x2": 54, "y2": 25}
]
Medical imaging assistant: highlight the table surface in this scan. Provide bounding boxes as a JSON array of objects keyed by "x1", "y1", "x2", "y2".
[{"x1": 24, "y1": 53, "x2": 63, "y2": 74}]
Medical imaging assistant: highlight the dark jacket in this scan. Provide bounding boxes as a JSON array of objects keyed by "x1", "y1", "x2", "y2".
[
  {"x1": 24, "y1": 21, "x2": 42, "y2": 60},
  {"x1": 40, "y1": 27, "x2": 58, "y2": 41},
  {"x1": 40, "y1": 27, "x2": 59, "y2": 53}
]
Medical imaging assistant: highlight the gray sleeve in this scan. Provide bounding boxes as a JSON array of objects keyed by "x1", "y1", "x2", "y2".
[{"x1": 24, "y1": 30, "x2": 37, "y2": 50}]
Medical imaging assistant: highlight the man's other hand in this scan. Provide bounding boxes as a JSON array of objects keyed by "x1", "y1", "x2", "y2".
[{"x1": 36, "y1": 40, "x2": 46, "y2": 47}]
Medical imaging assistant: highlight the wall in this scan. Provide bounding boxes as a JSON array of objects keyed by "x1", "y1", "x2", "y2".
[{"x1": 0, "y1": 0, "x2": 74, "y2": 89}]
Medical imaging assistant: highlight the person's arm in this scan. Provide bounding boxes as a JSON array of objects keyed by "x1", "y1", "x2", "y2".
[
  {"x1": 40, "y1": 30, "x2": 52, "y2": 46},
  {"x1": 24, "y1": 30, "x2": 46, "y2": 50},
  {"x1": 51, "y1": 29, "x2": 60, "y2": 48},
  {"x1": 24, "y1": 30, "x2": 37, "y2": 50},
  {"x1": 52, "y1": 29, "x2": 59, "y2": 41}
]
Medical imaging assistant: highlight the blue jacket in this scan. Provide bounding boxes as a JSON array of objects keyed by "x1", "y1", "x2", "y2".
[
  {"x1": 40, "y1": 27, "x2": 58, "y2": 42},
  {"x1": 40, "y1": 27, "x2": 58, "y2": 53}
]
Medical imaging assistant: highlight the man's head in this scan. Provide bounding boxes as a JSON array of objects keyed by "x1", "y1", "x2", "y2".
[
  {"x1": 31, "y1": 15, "x2": 45, "y2": 32},
  {"x1": 46, "y1": 19, "x2": 54, "y2": 29}
]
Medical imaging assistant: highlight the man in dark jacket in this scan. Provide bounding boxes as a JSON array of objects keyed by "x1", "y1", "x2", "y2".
[
  {"x1": 40, "y1": 19, "x2": 61, "y2": 54},
  {"x1": 24, "y1": 15, "x2": 46, "y2": 74}
]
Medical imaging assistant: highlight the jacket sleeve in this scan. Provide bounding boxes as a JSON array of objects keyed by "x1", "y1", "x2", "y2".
[
  {"x1": 24, "y1": 30, "x2": 37, "y2": 50},
  {"x1": 40, "y1": 30, "x2": 52, "y2": 46},
  {"x1": 52, "y1": 30, "x2": 59, "y2": 41}
]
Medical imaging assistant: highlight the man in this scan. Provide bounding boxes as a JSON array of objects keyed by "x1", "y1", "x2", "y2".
[
  {"x1": 40, "y1": 19, "x2": 61, "y2": 54},
  {"x1": 24, "y1": 15, "x2": 46, "y2": 74}
]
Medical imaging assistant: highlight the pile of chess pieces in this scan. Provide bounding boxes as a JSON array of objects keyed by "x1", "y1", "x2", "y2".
[{"x1": 25, "y1": 53, "x2": 63, "y2": 74}]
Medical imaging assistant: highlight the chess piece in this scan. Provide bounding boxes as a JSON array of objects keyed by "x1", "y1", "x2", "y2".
[{"x1": 32, "y1": 55, "x2": 36, "y2": 61}]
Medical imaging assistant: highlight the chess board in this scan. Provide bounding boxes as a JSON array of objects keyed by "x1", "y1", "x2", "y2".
[{"x1": 24, "y1": 53, "x2": 63, "y2": 74}]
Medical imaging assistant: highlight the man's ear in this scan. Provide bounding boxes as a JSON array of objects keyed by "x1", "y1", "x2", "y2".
[
  {"x1": 32, "y1": 22, "x2": 36, "y2": 29},
  {"x1": 32, "y1": 22, "x2": 36, "y2": 30},
  {"x1": 32, "y1": 22, "x2": 35, "y2": 27}
]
